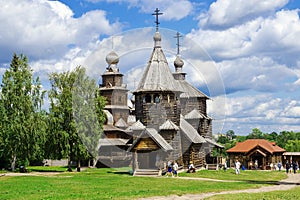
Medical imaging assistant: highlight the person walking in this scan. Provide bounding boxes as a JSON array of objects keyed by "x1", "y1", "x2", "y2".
[
  {"x1": 235, "y1": 160, "x2": 241, "y2": 174},
  {"x1": 277, "y1": 161, "x2": 282, "y2": 171},
  {"x1": 285, "y1": 161, "x2": 290, "y2": 174},
  {"x1": 292, "y1": 161, "x2": 297, "y2": 174},
  {"x1": 166, "y1": 160, "x2": 173, "y2": 177},
  {"x1": 173, "y1": 161, "x2": 179, "y2": 177}
]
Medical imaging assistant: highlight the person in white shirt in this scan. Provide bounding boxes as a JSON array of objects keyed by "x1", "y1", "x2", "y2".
[
  {"x1": 173, "y1": 161, "x2": 179, "y2": 177},
  {"x1": 235, "y1": 160, "x2": 241, "y2": 174}
]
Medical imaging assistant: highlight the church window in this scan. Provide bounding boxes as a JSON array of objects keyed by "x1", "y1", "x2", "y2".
[
  {"x1": 170, "y1": 94, "x2": 174, "y2": 101},
  {"x1": 154, "y1": 94, "x2": 160, "y2": 103},
  {"x1": 145, "y1": 94, "x2": 151, "y2": 103}
]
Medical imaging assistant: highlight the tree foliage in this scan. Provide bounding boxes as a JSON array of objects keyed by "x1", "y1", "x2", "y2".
[
  {"x1": 0, "y1": 54, "x2": 46, "y2": 170},
  {"x1": 47, "y1": 66, "x2": 106, "y2": 169}
]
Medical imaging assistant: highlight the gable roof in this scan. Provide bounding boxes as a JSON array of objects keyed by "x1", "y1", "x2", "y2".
[
  {"x1": 159, "y1": 119, "x2": 179, "y2": 130},
  {"x1": 180, "y1": 116, "x2": 206, "y2": 144},
  {"x1": 115, "y1": 118, "x2": 128, "y2": 128},
  {"x1": 205, "y1": 138, "x2": 224, "y2": 148},
  {"x1": 184, "y1": 109, "x2": 206, "y2": 119},
  {"x1": 126, "y1": 120, "x2": 146, "y2": 132},
  {"x1": 226, "y1": 139, "x2": 285, "y2": 154},
  {"x1": 177, "y1": 79, "x2": 208, "y2": 99},
  {"x1": 128, "y1": 128, "x2": 173, "y2": 152}
]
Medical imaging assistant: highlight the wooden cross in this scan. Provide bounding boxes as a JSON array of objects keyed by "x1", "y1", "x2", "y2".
[
  {"x1": 152, "y1": 8, "x2": 163, "y2": 31},
  {"x1": 174, "y1": 32, "x2": 182, "y2": 55}
]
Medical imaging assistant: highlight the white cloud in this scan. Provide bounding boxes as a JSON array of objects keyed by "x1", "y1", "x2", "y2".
[
  {"x1": 46, "y1": 0, "x2": 74, "y2": 19},
  {"x1": 210, "y1": 93, "x2": 300, "y2": 134},
  {"x1": 189, "y1": 9, "x2": 300, "y2": 65},
  {"x1": 0, "y1": 0, "x2": 121, "y2": 64},
  {"x1": 217, "y1": 56, "x2": 296, "y2": 93},
  {"x1": 199, "y1": 0, "x2": 289, "y2": 29}
]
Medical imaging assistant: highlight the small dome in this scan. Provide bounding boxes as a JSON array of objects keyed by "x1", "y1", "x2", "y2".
[
  {"x1": 153, "y1": 31, "x2": 161, "y2": 42},
  {"x1": 105, "y1": 51, "x2": 119, "y2": 65},
  {"x1": 174, "y1": 55, "x2": 184, "y2": 71},
  {"x1": 153, "y1": 31, "x2": 161, "y2": 47}
]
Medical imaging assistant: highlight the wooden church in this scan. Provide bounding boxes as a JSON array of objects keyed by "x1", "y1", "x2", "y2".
[{"x1": 98, "y1": 9, "x2": 223, "y2": 175}]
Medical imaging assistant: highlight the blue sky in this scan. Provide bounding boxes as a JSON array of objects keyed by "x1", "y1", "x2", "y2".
[{"x1": 0, "y1": 0, "x2": 300, "y2": 135}]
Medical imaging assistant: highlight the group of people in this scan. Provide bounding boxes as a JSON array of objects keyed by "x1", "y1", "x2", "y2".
[
  {"x1": 285, "y1": 160, "x2": 298, "y2": 174},
  {"x1": 165, "y1": 160, "x2": 179, "y2": 177}
]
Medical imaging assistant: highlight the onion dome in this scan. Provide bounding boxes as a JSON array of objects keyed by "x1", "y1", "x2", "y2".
[
  {"x1": 105, "y1": 51, "x2": 119, "y2": 72},
  {"x1": 106, "y1": 51, "x2": 119, "y2": 65},
  {"x1": 153, "y1": 31, "x2": 161, "y2": 47},
  {"x1": 174, "y1": 55, "x2": 184, "y2": 72}
]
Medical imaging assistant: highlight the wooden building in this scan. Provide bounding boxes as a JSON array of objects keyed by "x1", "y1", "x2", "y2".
[
  {"x1": 98, "y1": 9, "x2": 223, "y2": 175},
  {"x1": 226, "y1": 139, "x2": 285, "y2": 170},
  {"x1": 283, "y1": 152, "x2": 300, "y2": 165}
]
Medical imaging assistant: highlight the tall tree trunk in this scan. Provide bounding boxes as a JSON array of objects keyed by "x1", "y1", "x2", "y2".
[
  {"x1": 93, "y1": 157, "x2": 98, "y2": 168},
  {"x1": 67, "y1": 157, "x2": 72, "y2": 172},
  {"x1": 11, "y1": 154, "x2": 16, "y2": 171},
  {"x1": 77, "y1": 159, "x2": 81, "y2": 172}
]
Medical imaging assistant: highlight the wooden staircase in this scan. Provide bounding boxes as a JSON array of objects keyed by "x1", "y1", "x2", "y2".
[
  {"x1": 206, "y1": 164, "x2": 218, "y2": 170},
  {"x1": 133, "y1": 169, "x2": 161, "y2": 177}
]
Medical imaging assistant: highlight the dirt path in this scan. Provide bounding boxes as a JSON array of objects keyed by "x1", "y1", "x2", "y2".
[
  {"x1": 139, "y1": 173, "x2": 300, "y2": 200},
  {"x1": 1, "y1": 171, "x2": 62, "y2": 177}
]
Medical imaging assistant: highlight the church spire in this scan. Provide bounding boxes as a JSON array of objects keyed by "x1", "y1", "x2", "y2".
[
  {"x1": 173, "y1": 32, "x2": 184, "y2": 73},
  {"x1": 152, "y1": 8, "x2": 163, "y2": 48},
  {"x1": 174, "y1": 32, "x2": 182, "y2": 55},
  {"x1": 152, "y1": 8, "x2": 163, "y2": 31}
]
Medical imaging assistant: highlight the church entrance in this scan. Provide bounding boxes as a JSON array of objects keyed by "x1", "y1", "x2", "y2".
[{"x1": 138, "y1": 151, "x2": 157, "y2": 169}]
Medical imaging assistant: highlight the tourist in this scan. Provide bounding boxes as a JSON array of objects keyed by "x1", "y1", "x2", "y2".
[
  {"x1": 285, "y1": 161, "x2": 290, "y2": 174},
  {"x1": 277, "y1": 161, "x2": 282, "y2": 171},
  {"x1": 224, "y1": 160, "x2": 227, "y2": 171},
  {"x1": 173, "y1": 161, "x2": 179, "y2": 177},
  {"x1": 187, "y1": 162, "x2": 195, "y2": 173},
  {"x1": 166, "y1": 160, "x2": 173, "y2": 177},
  {"x1": 235, "y1": 160, "x2": 241, "y2": 174},
  {"x1": 254, "y1": 160, "x2": 258, "y2": 170},
  {"x1": 270, "y1": 162, "x2": 273, "y2": 170},
  {"x1": 292, "y1": 161, "x2": 297, "y2": 174},
  {"x1": 290, "y1": 161, "x2": 293, "y2": 173},
  {"x1": 249, "y1": 161, "x2": 253, "y2": 170}
]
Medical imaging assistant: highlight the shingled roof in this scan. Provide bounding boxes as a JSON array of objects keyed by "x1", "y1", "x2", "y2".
[
  {"x1": 159, "y1": 119, "x2": 179, "y2": 130},
  {"x1": 134, "y1": 31, "x2": 181, "y2": 93},
  {"x1": 180, "y1": 116, "x2": 206, "y2": 144},
  {"x1": 177, "y1": 80, "x2": 208, "y2": 99},
  {"x1": 226, "y1": 139, "x2": 285, "y2": 154}
]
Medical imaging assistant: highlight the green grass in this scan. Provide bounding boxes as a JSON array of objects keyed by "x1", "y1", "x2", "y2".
[
  {"x1": 180, "y1": 168, "x2": 287, "y2": 182},
  {"x1": 0, "y1": 168, "x2": 289, "y2": 200}
]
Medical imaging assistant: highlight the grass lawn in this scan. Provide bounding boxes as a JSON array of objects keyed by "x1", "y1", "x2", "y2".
[
  {"x1": 180, "y1": 168, "x2": 286, "y2": 182},
  {"x1": 0, "y1": 168, "x2": 288, "y2": 200}
]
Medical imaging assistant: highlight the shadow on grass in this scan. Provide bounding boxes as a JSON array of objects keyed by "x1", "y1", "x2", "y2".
[
  {"x1": 239, "y1": 180, "x2": 299, "y2": 186},
  {"x1": 107, "y1": 170, "x2": 132, "y2": 175}
]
